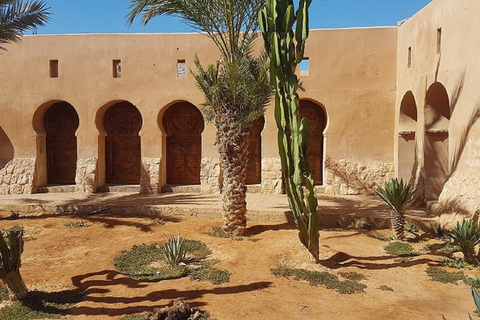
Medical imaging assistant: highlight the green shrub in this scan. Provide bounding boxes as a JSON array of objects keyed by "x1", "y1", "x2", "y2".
[
  {"x1": 426, "y1": 266, "x2": 465, "y2": 284},
  {"x1": 384, "y1": 242, "x2": 416, "y2": 257},
  {"x1": 271, "y1": 265, "x2": 366, "y2": 294},
  {"x1": 190, "y1": 267, "x2": 230, "y2": 284}
]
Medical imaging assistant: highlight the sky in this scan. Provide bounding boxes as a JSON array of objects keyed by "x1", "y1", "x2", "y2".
[{"x1": 35, "y1": 0, "x2": 433, "y2": 35}]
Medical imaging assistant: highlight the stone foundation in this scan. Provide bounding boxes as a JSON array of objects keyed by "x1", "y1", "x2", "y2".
[
  {"x1": 324, "y1": 157, "x2": 395, "y2": 195},
  {"x1": 0, "y1": 158, "x2": 36, "y2": 194},
  {"x1": 75, "y1": 158, "x2": 97, "y2": 193},
  {"x1": 141, "y1": 158, "x2": 161, "y2": 194},
  {"x1": 201, "y1": 157, "x2": 221, "y2": 193},
  {"x1": 261, "y1": 157, "x2": 283, "y2": 194},
  {"x1": 437, "y1": 169, "x2": 480, "y2": 217}
]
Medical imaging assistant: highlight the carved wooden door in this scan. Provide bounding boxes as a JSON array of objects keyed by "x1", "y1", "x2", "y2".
[
  {"x1": 300, "y1": 100, "x2": 326, "y2": 185},
  {"x1": 246, "y1": 116, "x2": 264, "y2": 185},
  {"x1": 105, "y1": 102, "x2": 142, "y2": 184},
  {"x1": 164, "y1": 102, "x2": 204, "y2": 184},
  {"x1": 44, "y1": 102, "x2": 79, "y2": 185}
]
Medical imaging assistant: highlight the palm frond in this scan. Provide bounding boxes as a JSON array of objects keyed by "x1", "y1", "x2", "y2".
[
  {"x1": 0, "y1": 0, "x2": 50, "y2": 50},
  {"x1": 375, "y1": 178, "x2": 417, "y2": 213}
]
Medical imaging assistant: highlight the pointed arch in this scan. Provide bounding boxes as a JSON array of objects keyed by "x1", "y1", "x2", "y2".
[
  {"x1": 398, "y1": 91, "x2": 417, "y2": 182},
  {"x1": 246, "y1": 116, "x2": 265, "y2": 185},
  {"x1": 424, "y1": 82, "x2": 450, "y2": 201}
]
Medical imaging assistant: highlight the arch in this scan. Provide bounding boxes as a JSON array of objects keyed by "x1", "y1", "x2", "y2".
[
  {"x1": 104, "y1": 101, "x2": 143, "y2": 184},
  {"x1": 424, "y1": 82, "x2": 450, "y2": 201},
  {"x1": 299, "y1": 99, "x2": 328, "y2": 185},
  {"x1": 398, "y1": 91, "x2": 417, "y2": 182},
  {"x1": 0, "y1": 126, "x2": 14, "y2": 170},
  {"x1": 246, "y1": 116, "x2": 265, "y2": 185},
  {"x1": 163, "y1": 101, "x2": 204, "y2": 185},
  {"x1": 42, "y1": 102, "x2": 79, "y2": 185}
]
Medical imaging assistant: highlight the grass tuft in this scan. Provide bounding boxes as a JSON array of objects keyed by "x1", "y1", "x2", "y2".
[
  {"x1": 0, "y1": 289, "x2": 83, "y2": 320},
  {"x1": 339, "y1": 272, "x2": 367, "y2": 281},
  {"x1": 190, "y1": 267, "x2": 230, "y2": 284},
  {"x1": 366, "y1": 234, "x2": 392, "y2": 242},
  {"x1": 378, "y1": 285, "x2": 394, "y2": 291},
  {"x1": 207, "y1": 227, "x2": 243, "y2": 241},
  {"x1": 384, "y1": 242, "x2": 416, "y2": 257},
  {"x1": 65, "y1": 221, "x2": 91, "y2": 229},
  {"x1": 271, "y1": 265, "x2": 366, "y2": 294},
  {"x1": 436, "y1": 257, "x2": 476, "y2": 270}
]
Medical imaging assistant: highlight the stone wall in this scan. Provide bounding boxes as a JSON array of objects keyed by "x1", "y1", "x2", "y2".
[
  {"x1": 141, "y1": 158, "x2": 161, "y2": 194},
  {"x1": 437, "y1": 169, "x2": 480, "y2": 216},
  {"x1": 75, "y1": 158, "x2": 97, "y2": 193},
  {"x1": 261, "y1": 158, "x2": 283, "y2": 194},
  {"x1": 201, "y1": 157, "x2": 222, "y2": 193},
  {"x1": 0, "y1": 158, "x2": 36, "y2": 194},
  {"x1": 324, "y1": 157, "x2": 395, "y2": 195}
]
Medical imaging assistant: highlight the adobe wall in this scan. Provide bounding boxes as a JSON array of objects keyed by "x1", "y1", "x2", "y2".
[
  {"x1": 396, "y1": 0, "x2": 480, "y2": 215},
  {"x1": 0, "y1": 27, "x2": 397, "y2": 195}
]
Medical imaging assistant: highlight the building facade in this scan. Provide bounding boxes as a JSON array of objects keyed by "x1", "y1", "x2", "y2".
[{"x1": 0, "y1": 0, "x2": 477, "y2": 214}]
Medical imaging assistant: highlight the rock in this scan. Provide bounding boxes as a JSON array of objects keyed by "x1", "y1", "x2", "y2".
[{"x1": 149, "y1": 300, "x2": 202, "y2": 320}]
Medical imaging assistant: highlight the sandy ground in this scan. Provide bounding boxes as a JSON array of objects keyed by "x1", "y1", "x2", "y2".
[{"x1": 0, "y1": 210, "x2": 478, "y2": 320}]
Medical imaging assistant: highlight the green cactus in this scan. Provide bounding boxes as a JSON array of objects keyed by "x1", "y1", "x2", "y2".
[
  {"x1": 260, "y1": 0, "x2": 319, "y2": 262},
  {"x1": 0, "y1": 229, "x2": 28, "y2": 299}
]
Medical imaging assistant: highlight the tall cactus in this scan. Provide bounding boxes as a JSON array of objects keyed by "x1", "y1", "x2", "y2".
[
  {"x1": 0, "y1": 229, "x2": 28, "y2": 299},
  {"x1": 259, "y1": 0, "x2": 319, "y2": 262}
]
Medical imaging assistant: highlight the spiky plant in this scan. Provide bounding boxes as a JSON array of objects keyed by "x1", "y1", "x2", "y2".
[
  {"x1": 0, "y1": 0, "x2": 50, "y2": 50},
  {"x1": 376, "y1": 178, "x2": 416, "y2": 241},
  {"x1": 472, "y1": 286, "x2": 480, "y2": 315},
  {"x1": 163, "y1": 232, "x2": 187, "y2": 265},
  {"x1": 449, "y1": 219, "x2": 480, "y2": 265},
  {"x1": 0, "y1": 229, "x2": 28, "y2": 299}
]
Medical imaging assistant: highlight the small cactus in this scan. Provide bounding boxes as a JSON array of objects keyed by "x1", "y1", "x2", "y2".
[{"x1": 260, "y1": 0, "x2": 319, "y2": 262}]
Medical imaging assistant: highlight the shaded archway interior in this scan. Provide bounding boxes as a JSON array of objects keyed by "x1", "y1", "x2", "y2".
[
  {"x1": 104, "y1": 102, "x2": 142, "y2": 185},
  {"x1": 163, "y1": 101, "x2": 205, "y2": 185},
  {"x1": 43, "y1": 102, "x2": 79, "y2": 184},
  {"x1": 424, "y1": 82, "x2": 450, "y2": 201},
  {"x1": 246, "y1": 116, "x2": 265, "y2": 185},
  {"x1": 398, "y1": 91, "x2": 417, "y2": 182},
  {"x1": 300, "y1": 100, "x2": 327, "y2": 185},
  {"x1": 0, "y1": 126, "x2": 14, "y2": 170}
]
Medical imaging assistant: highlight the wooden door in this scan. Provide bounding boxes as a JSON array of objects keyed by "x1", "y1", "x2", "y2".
[
  {"x1": 44, "y1": 102, "x2": 79, "y2": 185},
  {"x1": 164, "y1": 102, "x2": 204, "y2": 184},
  {"x1": 105, "y1": 102, "x2": 142, "y2": 184},
  {"x1": 300, "y1": 100, "x2": 326, "y2": 185},
  {"x1": 246, "y1": 116, "x2": 264, "y2": 185}
]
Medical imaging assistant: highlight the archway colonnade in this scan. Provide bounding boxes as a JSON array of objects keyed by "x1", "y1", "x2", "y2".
[
  {"x1": 31, "y1": 98, "x2": 328, "y2": 193},
  {"x1": 397, "y1": 82, "x2": 450, "y2": 201}
]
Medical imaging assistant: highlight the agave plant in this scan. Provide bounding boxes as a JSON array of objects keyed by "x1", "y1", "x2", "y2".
[
  {"x1": 0, "y1": 229, "x2": 28, "y2": 299},
  {"x1": 376, "y1": 178, "x2": 416, "y2": 241},
  {"x1": 449, "y1": 219, "x2": 480, "y2": 265},
  {"x1": 163, "y1": 232, "x2": 187, "y2": 265}
]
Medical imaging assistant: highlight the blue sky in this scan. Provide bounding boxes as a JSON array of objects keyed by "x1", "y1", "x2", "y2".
[{"x1": 36, "y1": 0, "x2": 432, "y2": 34}]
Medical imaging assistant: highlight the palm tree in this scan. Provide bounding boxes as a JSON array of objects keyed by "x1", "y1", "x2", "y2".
[
  {"x1": 0, "y1": 0, "x2": 50, "y2": 50},
  {"x1": 127, "y1": 0, "x2": 272, "y2": 235}
]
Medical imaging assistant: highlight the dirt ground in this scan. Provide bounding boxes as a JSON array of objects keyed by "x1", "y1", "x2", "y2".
[{"x1": 0, "y1": 210, "x2": 479, "y2": 320}]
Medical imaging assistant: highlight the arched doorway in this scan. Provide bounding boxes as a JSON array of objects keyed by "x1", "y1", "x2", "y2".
[
  {"x1": 163, "y1": 102, "x2": 204, "y2": 185},
  {"x1": 398, "y1": 91, "x2": 417, "y2": 182},
  {"x1": 43, "y1": 102, "x2": 79, "y2": 185},
  {"x1": 300, "y1": 100, "x2": 327, "y2": 185},
  {"x1": 0, "y1": 126, "x2": 13, "y2": 170},
  {"x1": 246, "y1": 116, "x2": 265, "y2": 185},
  {"x1": 104, "y1": 102, "x2": 142, "y2": 184},
  {"x1": 424, "y1": 82, "x2": 450, "y2": 201}
]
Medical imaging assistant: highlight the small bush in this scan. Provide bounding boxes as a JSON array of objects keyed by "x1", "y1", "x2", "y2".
[
  {"x1": 190, "y1": 267, "x2": 230, "y2": 285},
  {"x1": 0, "y1": 289, "x2": 83, "y2": 320},
  {"x1": 271, "y1": 265, "x2": 366, "y2": 294},
  {"x1": 426, "y1": 266, "x2": 465, "y2": 284},
  {"x1": 114, "y1": 239, "x2": 229, "y2": 284},
  {"x1": 65, "y1": 221, "x2": 91, "y2": 229},
  {"x1": 437, "y1": 257, "x2": 476, "y2": 270},
  {"x1": 384, "y1": 242, "x2": 416, "y2": 256},
  {"x1": 378, "y1": 285, "x2": 394, "y2": 291},
  {"x1": 366, "y1": 234, "x2": 392, "y2": 242},
  {"x1": 339, "y1": 272, "x2": 367, "y2": 281}
]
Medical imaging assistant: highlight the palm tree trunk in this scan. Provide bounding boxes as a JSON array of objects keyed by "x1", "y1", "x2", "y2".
[
  {"x1": 3, "y1": 269, "x2": 28, "y2": 300},
  {"x1": 391, "y1": 210, "x2": 406, "y2": 241},
  {"x1": 217, "y1": 113, "x2": 249, "y2": 235}
]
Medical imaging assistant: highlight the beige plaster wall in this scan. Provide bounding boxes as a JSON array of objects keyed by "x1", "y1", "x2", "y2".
[
  {"x1": 0, "y1": 27, "x2": 397, "y2": 195},
  {"x1": 396, "y1": 0, "x2": 480, "y2": 214}
]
